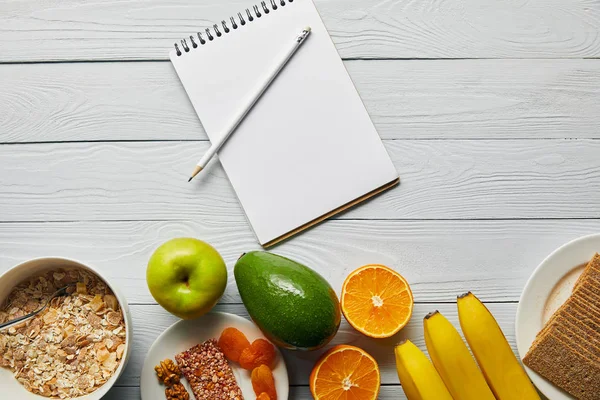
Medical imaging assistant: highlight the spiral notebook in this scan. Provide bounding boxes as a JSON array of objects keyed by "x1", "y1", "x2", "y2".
[{"x1": 170, "y1": 0, "x2": 399, "y2": 247}]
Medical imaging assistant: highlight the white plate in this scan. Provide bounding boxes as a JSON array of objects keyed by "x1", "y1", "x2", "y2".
[
  {"x1": 141, "y1": 312, "x2": 289, "y2": 400},
  {"x1": 516, "y1": 233, "x2": 600, "y2": 400}
]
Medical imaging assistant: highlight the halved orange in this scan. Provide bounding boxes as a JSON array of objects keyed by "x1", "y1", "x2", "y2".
[
  {"x1": 310, "y1": 345, "x2": 380, "y2": 400},
  {"x1": 341, "y1": 264, "x2": 413, "y2": 338}
]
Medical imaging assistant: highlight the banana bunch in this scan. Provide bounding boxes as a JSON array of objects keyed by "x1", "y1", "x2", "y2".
[{"x1": 394, "y1": 292, "x2": 540, "y2": 400}]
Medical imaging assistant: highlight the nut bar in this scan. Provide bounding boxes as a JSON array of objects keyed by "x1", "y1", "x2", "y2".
[{"x1": 175, "y1": 339, "x2": 243, "y2": 400}]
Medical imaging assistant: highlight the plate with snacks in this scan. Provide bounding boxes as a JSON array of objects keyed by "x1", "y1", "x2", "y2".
[
  {"x1": 141, "y1": 311, "x2": 288, "y2": 400},
  {"x1": 516, "y1": 233, "x2": 600, "y2": 400},
  {"x1": 0, "y1": 257, "x2": 132, "y2": 400}
]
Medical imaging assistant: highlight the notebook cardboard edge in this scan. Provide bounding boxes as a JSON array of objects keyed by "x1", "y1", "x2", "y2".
[{"x1": 262, "y1": 177, "x2": 400, "y2": 247}]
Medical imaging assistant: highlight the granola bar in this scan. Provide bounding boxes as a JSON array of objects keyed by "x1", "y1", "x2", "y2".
[{"x1": 175, "y1": 339, "x2": 243, "y2": 400}]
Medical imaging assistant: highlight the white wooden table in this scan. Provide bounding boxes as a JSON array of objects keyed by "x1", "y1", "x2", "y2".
[{"x1": 1, "y1": 0, "x2": 599, "y2": 398}]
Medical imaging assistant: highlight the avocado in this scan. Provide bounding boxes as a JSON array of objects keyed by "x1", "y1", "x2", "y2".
[{"x1": 234, "y1": 251, "x2": 341, "y2": 350}]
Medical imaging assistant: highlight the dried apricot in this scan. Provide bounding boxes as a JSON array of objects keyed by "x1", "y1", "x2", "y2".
[
  {"x1": 257, "y1": 393, "x2": 271, "y2": 400},
  {"x1": 251, "y1": 365, "x2": 277, "y2": 400},
  {"x1": 239, "y1": 338, "x2": 276, "y2": 370},
  {"x1": 218, "y1": 327, "x2": 251, "y2": 363}
]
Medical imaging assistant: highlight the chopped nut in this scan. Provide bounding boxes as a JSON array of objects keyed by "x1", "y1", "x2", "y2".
[
  {"x1": 165, "y1": 382, "x2": 190, "y2": 400},
  {"x1": 164, "y1": 373, "x2": 180, "y2": 386},
  {"x1": 162, "y1": 358, "x2": 181, "y2": 375},
  {"x1": 155, "y1": 358, "x2": 182, "y2": 387}
]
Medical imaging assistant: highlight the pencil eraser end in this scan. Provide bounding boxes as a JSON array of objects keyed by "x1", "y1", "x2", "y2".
[{"x1": 304, "y1": 26, "x2": 311, "y2": 32}]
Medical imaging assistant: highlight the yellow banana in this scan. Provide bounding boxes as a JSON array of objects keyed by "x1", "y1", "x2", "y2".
[
  {"x1": 457, "y1": 292, "x2": 540, "y2": 399},
  {"x1": 424, "y1": 310, "x2": 495, "y2": 400},
  {"x1": 394, "y1": 340, "x2": 453, "y2": 400}
]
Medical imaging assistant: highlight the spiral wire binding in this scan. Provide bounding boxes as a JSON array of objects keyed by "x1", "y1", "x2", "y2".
[{"x1": 174, "y1": 0, "x2": 295, "y2": 56}]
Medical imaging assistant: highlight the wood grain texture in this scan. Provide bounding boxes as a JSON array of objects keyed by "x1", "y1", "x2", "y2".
[
  {"x1": 2, "y1": 219, "x2": 599, "y2": 303},
  {"x1": 1, "y1": 140, "x2": 600, "y2": 222},
  {"x1": 104, "y1": 385, "x2": 411, "y2": 399},
  {"x1": 111, "y1": 303, "x2": 517, "y2": 387},
  {"x1": 0, "y1": 0, "x2": 599, "y2": 62},
  {"x1": 2, "y1": 60, "x2": 599, "y2": 143}
]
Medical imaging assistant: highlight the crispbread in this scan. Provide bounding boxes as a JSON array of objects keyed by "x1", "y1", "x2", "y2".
[
  {"x1": 550, "y1": 330, "x2": 600, "y2": 367},
  {"x1": 523, "y1": 334, "x2": 600, "y2": 400},
  {"x1": 570, "y1": 296, "x2": 600, "y2": 322},
  {"x1": 574, "y1": 287, "x2": 600, "y2": 311},
  {"x1": 574, "y1": 286, "x2": 600, "y2": 302},
  {"x1": 575, "y1": 253, "x2": 600, "y2": 290},
  {"x1": 531, "y1": 297, "x2": 590, "y2": 346},
  {"x1": 524, "y1": 254, "x2": 600, "y2": 399},
  {"x1": 557, "y1": 299, "x2": 600, "y2": 349},
  {"x1": 576, "y1": 282, "x2": 600, "y2": 299},
  {"x1": 531, "y1": 299, "x2": 572, "y2": 344},
  {"x1": 583, "y1": 279, "x2": 600, "y2": 296},
  {"x1": 562, "y1": 299, "x2": 600, "y2": 330},
  {"x1": 551, "y1": 315, "x2": 600, "y2": 354},
  {"x1": 573, "y1": 294, "x2": 600, "y2": 316},
  {"x1": 576, "y1": 277, "x2": 600, "y2": 296},
  {"x1": 528, "y1": 319, "x2": 587, "y2": 363},
  {"x1": 588, "y1": 253, "x2": 600, "y2": 271},
  {"x1": 574, "y1": 253, "x2": 600, "y2": 285},
  {"x1": 567, "y1": 310, "x2": 600, "y2": 345},
  {"x1": 556, "y1": 314, "x2": 600, "y2": 356}
]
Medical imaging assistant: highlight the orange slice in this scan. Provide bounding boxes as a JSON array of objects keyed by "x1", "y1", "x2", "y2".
[
  {"x1": 341, "y1": 264, "x2": 413, "y2": 338},
  {"x1": 310, "y1": 345, "x2": 380, "y2": 400}
]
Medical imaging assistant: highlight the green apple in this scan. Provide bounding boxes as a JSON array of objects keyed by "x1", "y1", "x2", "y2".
[{"x1": 146, "y1": 238, "x2": 227, "y2": 319}]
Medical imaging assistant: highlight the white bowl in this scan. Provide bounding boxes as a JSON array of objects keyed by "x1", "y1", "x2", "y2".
[{"x1": 0, "y1": 257, "x2": 133, "y2": 399}]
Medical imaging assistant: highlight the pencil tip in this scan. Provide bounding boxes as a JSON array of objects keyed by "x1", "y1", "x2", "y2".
[{"x1": 188, "y1": 177, "x2": 193, "y2": 182}]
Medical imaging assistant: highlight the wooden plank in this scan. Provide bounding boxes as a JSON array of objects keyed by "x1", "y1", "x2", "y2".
[
  {"x1": 1, "y1": 0, "x2": 598, "y2": 62},
  {"x1": 1, "y1": 219, "x2": 599, "y2": 303},
  {"x1": 1, "y1": 140, "x2": 600, "y2": 222},
  {"x1": 105, "y1": 387, "x2": 139, "y2": 399},
  {"x1": 105, "y1": 385, "x2": 410, "y2": 399},
  {"x1": 289, "y1": 386, "x2": 408, "y2": 399},
  {"x1": 2, "y1": 60, "x2": 599, "y2": 143},
  {"x1": 112, "y1": 303, "x2": 518, "y2": 386}
]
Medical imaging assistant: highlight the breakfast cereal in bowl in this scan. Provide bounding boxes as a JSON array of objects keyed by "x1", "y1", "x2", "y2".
[{"x1": 0, "y1": 258, "x2": 131, "y2": 399}]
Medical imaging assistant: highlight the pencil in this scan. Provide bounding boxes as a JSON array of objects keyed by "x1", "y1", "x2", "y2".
[{"x1": 188, "y1": 26, "x2": 311, "y2": 182}]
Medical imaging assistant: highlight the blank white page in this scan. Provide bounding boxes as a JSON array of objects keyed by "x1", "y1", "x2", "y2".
[{"x1": 170, "y1": 0, "x2": 398, "y2": 246}]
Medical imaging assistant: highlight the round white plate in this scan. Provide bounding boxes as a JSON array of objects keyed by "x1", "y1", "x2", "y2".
[
  {"x1": 141, "y1": 312, "x2": 289, "y2": 400},
  {"x1": 516, "y1": 233, "x2": 600, "y2": 400}
]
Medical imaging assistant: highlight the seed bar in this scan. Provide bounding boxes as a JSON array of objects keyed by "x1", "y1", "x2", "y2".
[{"x1": 175, "y1": 339, "x2": 243, "y2": 400}]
